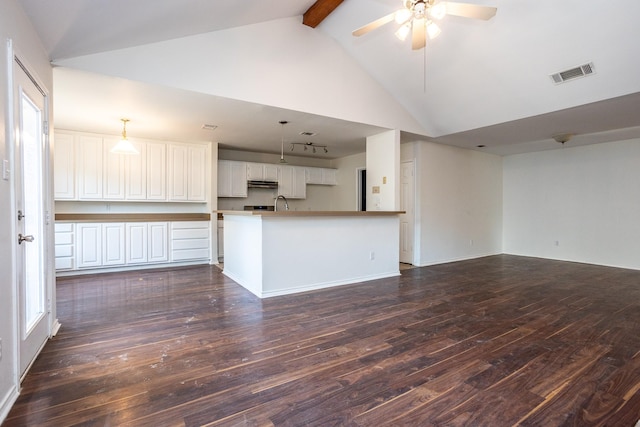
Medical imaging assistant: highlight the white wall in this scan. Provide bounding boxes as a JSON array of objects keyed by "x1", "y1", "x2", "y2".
[
  {"x1": 332, "y1": 152, "x2": 366, "y2": 211},
  {"x1": 55, "y1": 17, "x2": 426, "y2": 136},
  {"x1": 503, "y1": 139, "x2": 640, "y2": 270},
  {"x1": 0, "y1": 0, "x2": 52, "y2": 421},
  {"x1": 411, "y1": 141, "x2": 503, "y2": 266},
  {"x1": 366, "y1": 130, "x2": 400, "y2": 211}
]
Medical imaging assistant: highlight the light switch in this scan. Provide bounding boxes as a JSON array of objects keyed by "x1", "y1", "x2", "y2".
[{"x1": 383, "y1": 176, "x2": 387, "y2": 184}]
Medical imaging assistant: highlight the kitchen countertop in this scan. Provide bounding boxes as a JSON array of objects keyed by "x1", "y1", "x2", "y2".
[
  {"x1": 55, "y1": 213, "x2": 211, "y2": 222},
  {"x1": 216, "y1": 210, "x2": 404, "y2": 217}
]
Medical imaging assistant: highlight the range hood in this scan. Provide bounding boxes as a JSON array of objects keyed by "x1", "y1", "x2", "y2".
[{"x1": 247, "y1": 180, "x2": 278, "y2": 189}]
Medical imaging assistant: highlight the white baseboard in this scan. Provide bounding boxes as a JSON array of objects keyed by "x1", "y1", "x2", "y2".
[{"x1": 0, "y1": 386, "x2": 19, "y2": 426}]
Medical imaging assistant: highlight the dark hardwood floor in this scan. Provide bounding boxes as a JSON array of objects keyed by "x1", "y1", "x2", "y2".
[{"x1": 5, "y1": 255, "x2": 640, "y2": 426}]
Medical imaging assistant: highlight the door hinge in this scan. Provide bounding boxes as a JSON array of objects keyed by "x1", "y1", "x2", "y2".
[{"x1": 43, "y1": 120, "x2": 49, "y2": 134}]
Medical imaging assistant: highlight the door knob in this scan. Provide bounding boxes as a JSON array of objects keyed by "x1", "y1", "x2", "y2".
[{"x1": 18, "y1": 234, "x2": 34, "y2": 244}]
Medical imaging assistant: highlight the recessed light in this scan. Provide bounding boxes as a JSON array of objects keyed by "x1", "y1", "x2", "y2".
[
  {"x1": 476, "y1": 145, "x2": 486, "y2": 148},
  {"x1": 300, "y1": 131, "x2": 315, "y2": 136}
]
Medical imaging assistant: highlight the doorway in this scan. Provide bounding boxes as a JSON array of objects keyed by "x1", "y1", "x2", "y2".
[
  {"x1": 14, "y1": 56, "x2": 51, "y2": 378},
  {"x1": 400, "y1": 160, "x2": 415, "y2": 264},
  {"x1": 357, "y1": 168, "x2": 366, "y2": 211}
]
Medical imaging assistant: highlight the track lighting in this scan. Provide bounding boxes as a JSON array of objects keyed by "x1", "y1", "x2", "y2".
[{"x1": 289, "y1": 142, "x2": 329, "y2": 155}]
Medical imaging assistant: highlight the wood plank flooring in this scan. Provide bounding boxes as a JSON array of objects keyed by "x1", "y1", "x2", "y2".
[{"x1": 5, "y1": 255, "x2": 640, "y2": 426}]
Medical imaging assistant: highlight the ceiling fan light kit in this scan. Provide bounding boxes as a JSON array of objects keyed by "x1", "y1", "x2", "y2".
[{"x1": 353, "y1": 0, "x2": 497, "y2": 50}]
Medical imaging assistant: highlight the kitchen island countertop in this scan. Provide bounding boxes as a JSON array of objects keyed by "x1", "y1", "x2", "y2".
[{"x1": 216, "y1": 210, "x2": 404, "y2": 217}]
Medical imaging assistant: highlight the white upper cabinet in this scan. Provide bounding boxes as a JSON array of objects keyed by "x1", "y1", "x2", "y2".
[
  {"x1": 103, "y1": 137, "x2": 126, "y2": 200},
  {"x1": 218, "y1": 160, "x2": 247, "y2": 198},
  {"x1": 168, "y1": 144, "x2": 188, "y2": 201},
  {"x1": 187, "y1": 144, "x2": 208, "y2": 201},
  {"x1": 126, "y1": 140, "x2": 147, "y2": 200},
  {"x1": 76, "y1": 135, "x2": 103, "y2": 199},
  {"x1": 146, "y1": 142, "x2": 167, "y2": 200},
  {"x1": 53, "y1": 131, "x2": 76, "y2": 200},
  {"x1": 278, "y1": 165, "x2": 306, "y2": 199},
  {"x1": 306, "y1": 167, "x2": 337, "y2": 185},
  {"x1": 247, "y1": 162, "x2": 279, "y2": 182},
  {"x1": 168, "y1": 143, "x2": 208, "y2": 202},
  {"x1": 54, "y1": 130, "x2": 208, "y2": 203}
]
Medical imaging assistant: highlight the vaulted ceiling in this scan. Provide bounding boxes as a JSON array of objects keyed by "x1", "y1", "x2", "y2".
[{"x1": 17, "y1": 0, "x2": 640, "y2": 157}]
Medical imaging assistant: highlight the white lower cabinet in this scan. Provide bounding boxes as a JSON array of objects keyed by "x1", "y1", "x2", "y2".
[
  {"x1": 57, "y1": 220, "x2": 204, "y2": 273},
  {"x1": 125, "y1": 222, "x2": 169, "y2": 264},
  {"x1": 77, "y1": 222, "x2": 126, "y2": 268},
  {"x1": 126, "y1": 223, "x2": 148, "y2": 264},
  {"x1": 148, "y1": 222, "x2": 169, "y2": 263},
  {"x1": 54, "y1": 223, "x2": 75, "y2": 270},
  {"x1": 171, "y1": 221, "x2": 210, "y2": 261},
  {"x1": 76, "y1": 223, "x2": 103, "y2": 268},
  {"x1": 217, "y1": 219, "x2": 224, "y2": 259},
  {"x1": 103, "y1": 223, "x2": 126, "y2": 266}
]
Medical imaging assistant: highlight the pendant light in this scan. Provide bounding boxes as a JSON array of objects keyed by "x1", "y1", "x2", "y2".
[
  {"x1": 279, "y1": 120, "x2": 288, "y2": 163},
  {"x1": 110, "y1": 118, "x2": 139, "y2": 155}
]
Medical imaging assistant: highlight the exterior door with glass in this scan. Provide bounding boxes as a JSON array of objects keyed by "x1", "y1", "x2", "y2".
[{"x1": 14, "y1": 58, "x2": 51, "y2": 377}]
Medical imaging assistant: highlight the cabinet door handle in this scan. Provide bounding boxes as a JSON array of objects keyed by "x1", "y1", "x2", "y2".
[{"x1": 18, "y1": 234, "x2": 34, "y2": 244}]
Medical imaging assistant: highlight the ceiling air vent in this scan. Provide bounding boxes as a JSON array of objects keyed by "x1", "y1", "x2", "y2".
[{"x1": 550, "y1": 62, "x2": 595, "y2": 84}]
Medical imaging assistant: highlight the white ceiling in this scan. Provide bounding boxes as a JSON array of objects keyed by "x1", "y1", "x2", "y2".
[{"x1": 18, "y1": 0, "x2": 640, "y2": 157}]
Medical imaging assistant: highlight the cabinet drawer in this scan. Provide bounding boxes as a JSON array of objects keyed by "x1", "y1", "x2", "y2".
[
  {"x1": 55, "y1": 232, "x2": 74, "y2": 245},
  {"x1": 171, "y1": 248, "x2": 210, "y2": 261},
  {"x1": 55, "y1": 257, "x2": 74, "y2": 270},
  {"x1": 172, "y1": 228, "x2": 209, "y2": 240},
  {"x1": 55, "y1": 245, "x2": 73, "y2": 257},
  {"x1": 55, "y1": 223, "x2": 74, "y2": 232},
  {"x1": 172, "y1": 239, "x2": 209, "y2": 251},
  {"x1": 171, "y1": 221, "x2": 209, "y2": 229}
]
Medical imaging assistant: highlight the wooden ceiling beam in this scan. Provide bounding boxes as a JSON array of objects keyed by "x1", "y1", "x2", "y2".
[{"x1": 303, "y1": 0, "x2": 344, "y2": 28}]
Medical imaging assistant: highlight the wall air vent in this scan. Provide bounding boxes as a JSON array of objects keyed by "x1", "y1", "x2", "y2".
[{"x1": 550, "y1": 62, "x2": 595, "y2": 84}]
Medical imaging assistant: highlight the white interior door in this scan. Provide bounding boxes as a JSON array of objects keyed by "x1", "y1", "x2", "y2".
[
  {"x1": 14, "y1": 59, "x2": 50, "y2": 377},
  {"x1": 400, "y1": 160, "x2": 415, "y2": 264}
]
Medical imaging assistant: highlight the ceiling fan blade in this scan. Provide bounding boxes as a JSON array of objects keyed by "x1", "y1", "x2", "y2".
[
  {"x1": 352, "y1": 12, "x2": 396, "y2": 37},
  {"x1": 412, "y1": 18, "x2": 426, "y2": 50},
  {"x1": 444, "y1": 2, "x2": 497, "y2": 20}
]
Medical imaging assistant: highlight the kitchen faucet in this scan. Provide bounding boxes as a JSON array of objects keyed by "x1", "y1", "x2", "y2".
[{"x1": 274, "y1": 195, "x2": 289, "y2": 211}]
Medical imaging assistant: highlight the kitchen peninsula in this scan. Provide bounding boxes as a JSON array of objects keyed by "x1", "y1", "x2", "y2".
[{"x1": 219, "y1": 210, "x2": 403, "y2": 298}]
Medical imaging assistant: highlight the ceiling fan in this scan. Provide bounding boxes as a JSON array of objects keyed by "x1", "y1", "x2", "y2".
[{"x1": 353, "y1": 0, "x2": 497, "y2": 50}]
